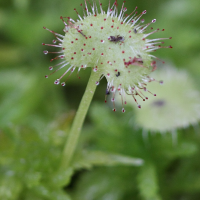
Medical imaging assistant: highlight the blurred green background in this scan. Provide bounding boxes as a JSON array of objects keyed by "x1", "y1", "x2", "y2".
[{"x1": 1, "y1": 0, "x2": 200, "y2": 199}]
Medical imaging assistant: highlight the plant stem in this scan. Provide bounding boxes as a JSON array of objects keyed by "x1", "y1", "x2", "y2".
[{"x1": 60, "y1": 69, "x2": 102, "y2": 169}]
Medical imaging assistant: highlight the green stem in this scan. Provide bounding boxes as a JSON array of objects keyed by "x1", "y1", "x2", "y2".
[{"x1": 60, "y1": 69, "x2": 102, "y2": 169}]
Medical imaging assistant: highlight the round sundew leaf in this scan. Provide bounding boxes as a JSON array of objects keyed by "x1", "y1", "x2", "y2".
[
  {"x1": 131, "y1": 65, "x2": 200, "y2": 133},
  {"x1": 43, "y1": 0, "x2": 172, "y2": 111}
]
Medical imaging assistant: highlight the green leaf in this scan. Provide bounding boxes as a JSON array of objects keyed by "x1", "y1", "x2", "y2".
[
  {"x1": 50, "y1": 168, "x2": 74, "y2": 188},
  {"x1": 72, "y1": 150, "x2": 143, "y2": 170},
  {"x1": 137, "y1": 163, "x2": 161, "y2": 200},
  {"x1": 26, "y1": 185, "x2": 71, "y2": 200},
  {"x1": 166, "y1": 142, "x2": 198, "y2": 158},
  {"x1": 0, "y1": 176, "x2": 23, "y2": 200},
  {"x1": 25, "y1": 172, "x2": 42, "y2": 188}
]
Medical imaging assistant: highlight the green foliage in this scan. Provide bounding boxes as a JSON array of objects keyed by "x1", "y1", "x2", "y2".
[
  {"x1": 0, "y1": 123, "x2": 72, "y2": 200},
  {"x1": 69, "y1": 104, "x2": 200, "y2": 200}
]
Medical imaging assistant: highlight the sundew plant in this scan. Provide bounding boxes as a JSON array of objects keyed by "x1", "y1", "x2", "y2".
[
  {"x1": 2, "y1": 0, "x2": 200, "y2": 199},
  {"x1": 43, "y1": 0, "x2": 172, "y2": 171}
]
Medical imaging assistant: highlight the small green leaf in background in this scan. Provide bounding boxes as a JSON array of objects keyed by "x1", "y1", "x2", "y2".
[
  {"x1": 137, "y1": 163, "x2": 161, "y2": 200},
  {"x1": 72, "y1": 150, "x2": 143, "y2": 170}
]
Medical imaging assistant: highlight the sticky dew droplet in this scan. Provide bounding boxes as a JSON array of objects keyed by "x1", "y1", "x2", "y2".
[
  {"x1": 54, "y1": 79, "x2": 60, "y2": 85},
  {"x1": 122, "y1": 108, "x2": 125, "y2": 113},
  {"x1": 43, "y1": 50, "x2": 48, "y2": 55}
]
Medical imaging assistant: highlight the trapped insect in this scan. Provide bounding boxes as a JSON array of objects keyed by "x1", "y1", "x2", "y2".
[
  {"x1": 109, "y1": 35, "x2": 125, "y2": 43},
  {"x1": 116, "y1": 71, "x2": 120, "y2": 77}
]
